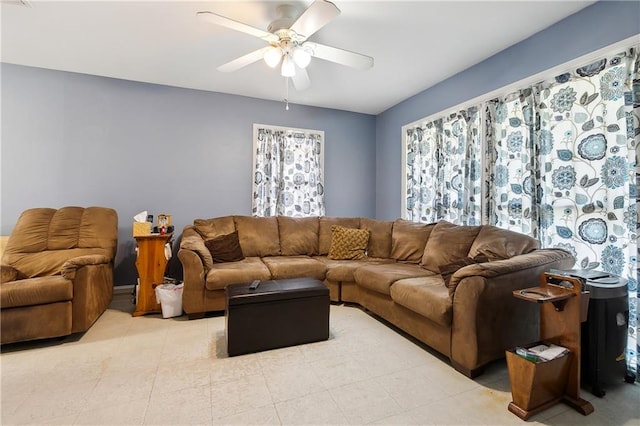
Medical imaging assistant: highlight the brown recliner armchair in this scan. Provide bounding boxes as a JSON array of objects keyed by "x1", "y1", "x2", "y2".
[{"x1": 1, "y1": 206, "x2": 118, "y2": 344}]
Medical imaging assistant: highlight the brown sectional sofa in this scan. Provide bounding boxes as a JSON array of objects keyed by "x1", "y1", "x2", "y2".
[
  {"x1": 1, "y1": 207, "x2": 118, "y2": 344},
  {"x1": 178, "y1": 215, "x2": 574, "y2": 377}
]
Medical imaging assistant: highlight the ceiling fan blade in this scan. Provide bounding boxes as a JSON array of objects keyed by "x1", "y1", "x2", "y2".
[
  {"x1": 197, "y1": 11, "x2": 278, "y2": 43},
  {"x1": 290, "y1": 0, "x2": 340, "y2": 41},
  {"x1": 305, "y1": 42, "x2": 374, "y2": 70},
  {"x1": 217, "y1": 46, "x2": 271, "y2": 73},
  {"x1": 292, "y1": 67, "x2": 311, "y2": 91}
]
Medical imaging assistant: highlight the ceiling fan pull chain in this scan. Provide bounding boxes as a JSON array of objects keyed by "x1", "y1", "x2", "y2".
[{"x1": 284, "y1": 77, "x2": 290, "y2": 110}]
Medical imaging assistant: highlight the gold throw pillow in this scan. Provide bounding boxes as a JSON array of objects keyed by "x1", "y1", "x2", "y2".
[{"x1": 328, "y1": 225, "x2": 370, "y2": 260}]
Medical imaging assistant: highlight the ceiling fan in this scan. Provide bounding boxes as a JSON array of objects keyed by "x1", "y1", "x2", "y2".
[{"x1": 197, "y1": 0, "x2": 374, "y2": 91}]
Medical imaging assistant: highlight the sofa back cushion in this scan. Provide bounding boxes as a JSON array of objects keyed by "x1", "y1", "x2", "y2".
[
  {"x1": 360, "y1": 218, "x2": 393, "y2": 258},
  {"x1": 390, "y1": 220, "x2": 435, "y2": 263},
  {"x1": 194, "y1": 216, "x2": 236, "y2": 240},
  {"x1": 468, "y1": 225, "x2": 540, "y2": 260},
  {"x1": 48, "y1": 207, "x2": 86, "y2": 250},
  {"x1": 278, "y1": 216, "x2": 319, "y2": 256},
  {"x1": 5, "y1": 208, "x2": 57, "y2": 254},
  {"x1": 3, "y1": 206, "x2": 118, "y2": 276},
  {"x1": 77, "y1": 207, "x2": 119, "y2": 258},
  {"x1": 5, "y1": 207, "x2": 118, "y2": 257},
  {"x1": 318, "y1": 217, "x2": 360, "y2": 255},
  {"x1": 420, "y1": 221, "x2": 482, "y2": 273},
  {"x1": 234, "y1": 216, "x2": 280, "y2": 257}
]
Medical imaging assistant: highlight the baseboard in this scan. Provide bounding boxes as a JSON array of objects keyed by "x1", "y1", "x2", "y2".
[{"x1": 114, "y1": 285, "x2": 134, "y2": 295}]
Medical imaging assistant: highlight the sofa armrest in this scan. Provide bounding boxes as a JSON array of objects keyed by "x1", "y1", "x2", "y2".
[
  {"x1": 1, "y1": 264, "x2": 17, "y2": 282},
  {"x1": 63, "y1": 257, "x2": 114, "y2": 333},
  {"x1": 180, "y1": 227, "x2": 213, "y2": 271},
  {"x1": 61, "y1": 255, "x2": 111, "y2": 280},
  {"x1": 177, "y1": 248, "x2": 207, "y2": 317},
  {"x1": 449, "y1": 249, "x2": 575, "y2": 376},
  {"x1": 449, "y1": 248, "x2": 574, "y2": 290}
]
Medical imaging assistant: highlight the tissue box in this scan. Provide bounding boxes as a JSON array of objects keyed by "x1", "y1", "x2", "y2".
[{"x1": 133, "y1": 222, "x2": 152, "y2": 237}]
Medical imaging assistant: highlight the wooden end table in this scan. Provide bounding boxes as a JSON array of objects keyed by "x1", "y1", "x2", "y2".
[{"x1": 133, "y1": 233, "x2": 172, "y2": 317}]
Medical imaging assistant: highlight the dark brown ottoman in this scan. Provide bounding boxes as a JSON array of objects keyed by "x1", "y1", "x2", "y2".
[{"x1": 225, "y1": 278, "x2": 330, "y2": 356}]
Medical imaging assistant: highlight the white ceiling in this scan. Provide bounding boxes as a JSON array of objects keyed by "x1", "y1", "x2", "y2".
[{"x1": 1, "y1": 0, "x2": 595, "y2": 115}]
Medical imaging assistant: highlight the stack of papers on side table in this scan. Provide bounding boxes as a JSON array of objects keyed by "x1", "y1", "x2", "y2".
[{"x1": 527, "y1": 344, "x2": 569, "y2": 361}]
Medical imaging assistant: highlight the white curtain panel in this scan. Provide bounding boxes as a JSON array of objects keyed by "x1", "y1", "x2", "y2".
[
  {"x1": 535, "y1": 49, "x2": 638, "y2": 375},
  {"x1": 253, "y1": 126, "x2": 325, "y2": 217},
  {"x1": 405, "y1": 107, "x2": 482, "y2": 225},
  {"x1": 484, "y1": 90, "x2": 541, "y2": 238}
]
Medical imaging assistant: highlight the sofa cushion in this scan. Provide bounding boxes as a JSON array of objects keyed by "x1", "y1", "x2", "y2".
[
  {"x1": 1, "y1": 265, "x2": 17, "y2": 283},
  {"x1": 0, "y1": 275, "x2": 73, "y2": 309},
  {"x1": 204, "y1": 231, "x2": 245, "y2": 263},
  {"x1": 234, "y1": 216, "x2": 280, "y2": 257},
  {"x1": 261, "y1": 256, "x2": 326, "y2": 280},
  {"x1": 77, "y1": 207, "x2": 119, "y2": 258},
  {"x1": 318, "y1": 217, "x2": 360, "y2": 255},
  {"x1": 360, "y1": 218, "x2": 393, "y2": 258},
  {"x1": 328, "y1": 226, "x2": 369, "y2": 260},
  {"x1": 48, "y1": 207, "x2": 86, "y2": 250},
  {"x1": 468, "y1": 225, "x2": 540, "y2": 260},
  {"x1": 277, "y1": 216, "x2": 319, "y2": 256},
  {"x1": 3, "y1": 208, "x2": 56, "y2": 254},
  {"x1": 315, "y1": 256, "x2": 394, "y2": 282},
  {"x1": 354, "y1": 263, "x2": 434, "y2": 295},
  {"x1": 421, "y1": 221, "x2": 482, "y2": 273},
  {"x1": 390, "y1": 220, "x2": 435, "y2": 263},
  {"x1": 390, "y1": 276, "x2": 452, "y2": 327},
  {"x1": 205, "y1": 257, "x2": 271, "y2": 290},
  {"x1": 194, "y1": 216, "x2": 236, "y2": 240}
]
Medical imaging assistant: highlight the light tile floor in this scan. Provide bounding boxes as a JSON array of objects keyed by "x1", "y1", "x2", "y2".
[{"x1": 1, "y1": 292, "x2": 638, "y2": 425}]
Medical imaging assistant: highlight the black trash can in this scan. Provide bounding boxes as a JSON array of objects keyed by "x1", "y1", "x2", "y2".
[{"x1": 580, "y1": 274, "x2": 633, "y2": 397}]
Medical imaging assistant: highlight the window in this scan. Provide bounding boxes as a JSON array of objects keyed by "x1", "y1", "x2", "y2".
[
  {"x1": 252, "y1": 124, "x2": 325, "y2": 217},
  {"x1": 402, "y1": 45, "x2": 639, "y2": 376},
  {"x1": 403, "y1": 107, "x2": 482, "y2": 225}
]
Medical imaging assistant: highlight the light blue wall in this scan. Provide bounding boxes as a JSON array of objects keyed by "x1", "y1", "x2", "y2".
[
  {"x1": 1, "y1": 65, "x2": 376, "y2": 284},
  {"x1": 3, "y1": 1, "x2": 638, "y2": 285},
  {"x1": 375, "y1": 0, "x2": 640, "y2": 220}
]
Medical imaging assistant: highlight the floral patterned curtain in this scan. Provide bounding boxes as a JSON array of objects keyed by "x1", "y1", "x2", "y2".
[
  {"x1": 405, "y1": 107, "x2": 482, "y2": 225},
  {"x1": 405, "y1": 46, "x2": 639, "y2": 376},
  {"x1": 485, "y1": 90, "x2": 541, "y2": 237},
  {"x1": 535, "y1": 49, "x2": 639, "y2": 375},
  {"x1": 253, "y1": 127, "x2": 325, "y2": 217}
]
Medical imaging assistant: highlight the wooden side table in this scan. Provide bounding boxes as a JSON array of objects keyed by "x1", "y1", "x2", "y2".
[
  {"x1": 507, "y1": 272, "x2": 594, "y2": 420},
  {"x1": 133, "y1": 234, "x2": 172, "y2": 317}
]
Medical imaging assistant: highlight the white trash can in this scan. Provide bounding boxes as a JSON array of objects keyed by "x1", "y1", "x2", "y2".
[{"x1": 154, "y1": 283, "x2": 184, "y2": 318}]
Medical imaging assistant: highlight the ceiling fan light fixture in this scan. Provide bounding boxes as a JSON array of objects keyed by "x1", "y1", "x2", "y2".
[
  {"x1": 281, "y1": 55, "x2": 296, "y2": 77},
  {"x1": 292, "y1": 46, "x2": 311, "y2": 69},
  {"x1": 263, "y1": 46, "x2": 283, "y2": 68}
]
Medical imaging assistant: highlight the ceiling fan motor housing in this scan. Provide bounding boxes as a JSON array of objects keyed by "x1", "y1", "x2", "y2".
[{"x1": 267, "y1": 4, "x2": 298, "y2": 33}]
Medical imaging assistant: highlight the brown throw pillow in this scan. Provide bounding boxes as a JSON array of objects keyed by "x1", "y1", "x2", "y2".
[
  {"x1": 328, "y1": 225, "x2": 370, "y2": 260},
  {"x1": 439, "y1": 254, "x2": 489, "y2": 288},
  {"x1": 204, "y1": 231, "x2": 245, "y2": 263}
]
